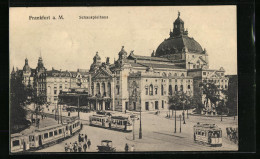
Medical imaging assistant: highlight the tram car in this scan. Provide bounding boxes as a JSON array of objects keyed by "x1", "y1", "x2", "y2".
[
  {"x1": 89, "y1": 114, "x2": 109, "y2": 127},
  {"x1": 10, "y1": 118, "x2": 82, "y2": 153},
  {"x1": 89, "y1": 114, "x2": 133, "y2": 132},
  {"x1": 193, "y1": 123, "x2": 222, "y2": 147},
  {"x1": 10, "y1": 133, "x2": 30, "y2": 153},
  {"x1": 110, "y1": 115, "x2": 132, "y2": 132}
]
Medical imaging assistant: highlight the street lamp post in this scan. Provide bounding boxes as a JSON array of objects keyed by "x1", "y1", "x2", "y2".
[
  {"x1": 179, "y1": 115, "x2": 182, "y2": 133},
  {"x1": 139, "y1": 108, "x2": 142, "y2": 139},
  {"x1": 77, "y1": 95, "x2": 80, "y2": 118},
  {"x1": 58, "y1": 103, "x2": 59, "y2": 124},
  {"x1": 174, "y1": 105, "x2": 176, "y2": 133},
  {"x1": 182, "y1": 101, "x2": 186, "y2": 124},
  {"x1": 133, "y1": 118, "x2": 135, "y2": 140}
]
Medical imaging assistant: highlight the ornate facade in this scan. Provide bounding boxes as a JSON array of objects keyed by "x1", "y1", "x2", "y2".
[{"x1": 12, "y1": 12, "x2": 229, "y2": 113}]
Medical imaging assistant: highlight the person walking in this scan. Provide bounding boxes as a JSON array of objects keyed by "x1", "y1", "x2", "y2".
[
  {"x1": 83, "y1": 142, "x2": 87, "y2": 152},
  {"x1": 84, "y1": 134, "x2": 88, "y2": 142},
  {"x1": 87, "y1": 139, "x2": 91, "y2": 149},
  {"x1": 78, "y1": 134, "x2": 81, "y2": 143},
  {"x1": 125, "y1": 143, "x2": 129, "y2": 152},
  {"x1": 78, "y1": 142, "x2": 82, "y2": 152},
  {"x1": 65, "y1": 143, "x2": 68, "y2": 152},
  {"x1": 73, "y1": 142, "x2": 77, "y2": 152},
  {"x1": 69, "y1": 142, "x2": 73, "y2": 152}
]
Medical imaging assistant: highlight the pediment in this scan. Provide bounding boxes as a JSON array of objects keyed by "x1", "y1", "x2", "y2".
[
  {"x1": 92, "y1": 68, "x2": 113, "y2": 79},
  {"x1": 207, "y1": 71, "x2": 222, "y2": 79},
  {"x1": 189, "y1": 56, "x2": 207, "y2": 64}
]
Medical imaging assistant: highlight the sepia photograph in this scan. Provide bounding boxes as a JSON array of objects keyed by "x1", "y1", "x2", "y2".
[{"x1": 9, "y1": 6, "x2": 238, "y2": 153}]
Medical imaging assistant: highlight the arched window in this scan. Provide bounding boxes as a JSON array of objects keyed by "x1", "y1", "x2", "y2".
[
  {"x1": 102, "y1": 82, "x2": 106, "y2": 96},
  {"x1": 188, "y1": 85, "x2": 191, "y2": 89},
  {"x1": 175, "y1": 85, "x2": 178, "y2": 92},
  {"x1": 162, "y1": 72, "x2": 167, "y2": 77},
  {"x1": 161, "y1": 85, "x2": 164, "y2": 95},
  {"x1": 145, "y1": 85, "x2": 148, "y2": 95},
  {"x1": 96, "y1": 83, "x2": 100, "y2": 95},
  {"x1": 174, "y1": 73, "x2": 178, "y2": 76},
  {"x1": 168, "y1": 73, "x2": 172, "y2": 77},
  {"x1": 149, "y1": 84, "x2": 153, "y2": 95},
  {"x1": 108, "y1": 82, "x2": 111, "y2": 97},
  {"x1": 180, "y1": 85, "x2": 183, "y2": 91},
  {"x1": 169, "y1": 85, "x2": 172, "y2": 95}
]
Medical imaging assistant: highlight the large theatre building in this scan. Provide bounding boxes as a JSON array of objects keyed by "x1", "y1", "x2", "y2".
[{"x1": 13, "y1": 12, "x2": 229, "y2": 113}]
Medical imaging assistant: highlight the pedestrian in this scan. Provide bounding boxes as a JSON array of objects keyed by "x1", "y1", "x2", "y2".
[
  {"x1": 81, "y1": 134, "x2": 84, "y2": 142},
  {"x1": 130, "y1": 145, "x2": 135, "y2": 152},
  {"x1": 65, "y1": 143, "x2": 68, "y2": 152},
  {"x1": 83, "y1": 142, "x2": 87, "y2": 152},
  {"x1": 87, "y1": 139, "x2": 91, "y2": 149},
  {"x1": 78, "y1": 134, "x2": 81, "y2": 143},
  {"x1": 69, "y1": 142, "x2": 73, "y2": 152},
  {"x1": 84, "y1": 134, "x2": 88, "y2": 142},
  {"x1": 78, "y1": 142, "x2": 82, "y2": 152},
  {"x1": 45, "y1": 114, "x2": 47, "y2": 119},
  {"x1": 73, "y1": 142, "x2": 77, "y2": 152},
  {"x1": 81, "y1": 123, "x2": 83, "y2": 129},
  {"x1": 125, "y1": 143, "x2": 129, "y2": 152}
]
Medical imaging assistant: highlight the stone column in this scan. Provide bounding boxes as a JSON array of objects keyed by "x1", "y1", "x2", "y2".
[
  {"x1": 111, "y1": 78, "x2": 115, "y2": 111},
  {"x1": 103, "y1": 101, "x2": 105, "y2": 110}
]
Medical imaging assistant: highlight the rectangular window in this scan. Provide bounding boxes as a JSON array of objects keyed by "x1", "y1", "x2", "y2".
[
  {"x1": 155, "y1": 88, "x2": 158, "y2": 95},
  {"x1": 145, "y1": 88, "x2": 148, "y2": 95},
  {"x1": 12, "y1": 140, "x2": 20, "y2": 147},
  {"x1": 44, "y1": 133, "x2": 48, "y2": 138},
  {"x1": 54, "y1": 130, "x2": 58, "y2": 136},
  {"x1": 59, "y1": 129, "x2": 62, "y2": 134},
  {"x1": 54, "y1": 90, "x2": 57, "y2": 94},
  {"x1": 145, "y1": 102, "x2": 149, "y2": 110},
  {"x1": 49, "y1": 132, "x2": 53, "y2": 137},
  {"x1": 162, "y1": 100, "x2": 164, "y2": 108},
  {"x1": 203, "y1": 72, "x2": 206, "y2": 75}
]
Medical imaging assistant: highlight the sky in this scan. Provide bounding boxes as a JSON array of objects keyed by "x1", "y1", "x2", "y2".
[{"x1": 10, "y1": 6, "x2": 237, "y2": 75}]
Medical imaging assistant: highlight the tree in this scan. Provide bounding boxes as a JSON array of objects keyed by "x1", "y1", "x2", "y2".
[
  {"x1": 10, "y1": 76, "x2": 31, "y2": 133},
  {"x1": 199, "y1": 82, "x2": 219, "y2": 114}
]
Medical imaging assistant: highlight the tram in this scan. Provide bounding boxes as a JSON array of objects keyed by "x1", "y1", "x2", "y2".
[
  {"x1": 89, "y1": 114, "x2": 109, "y2": 127},
  {"x1": 193, "y1": 123, "x2": 222, "y2": 147},
  {"x1": 89, "y1": 114, "x2": 133, "y2": 132},
  {"x1": 10, "y1": 133, "x2": 30, "y2": 153},
  {"x1": 10, "y1": 117, "x2": 82, "y2": 153}
]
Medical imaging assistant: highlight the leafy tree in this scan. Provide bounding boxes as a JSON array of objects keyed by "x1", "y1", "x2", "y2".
[
  {"x1": 10, "y1": 76, "x2": 31, "y2": 133},
  {"x1": 199, "y1": 82, "x2": 219, "y2": 113}
]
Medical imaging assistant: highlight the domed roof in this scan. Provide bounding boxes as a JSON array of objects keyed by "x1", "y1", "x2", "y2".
[
  {"x1": 118, "y1": 46, "x2": 127, "y2": 56},
  {"x1": 23, "y1": 58, "x2": 31, "y2": 72},
  {"x1": 155, "y1": 36, "x2": 204, "y2": 57},
  {"x1": 23, "y1": 65, "x2": 31, "y2": 72}
]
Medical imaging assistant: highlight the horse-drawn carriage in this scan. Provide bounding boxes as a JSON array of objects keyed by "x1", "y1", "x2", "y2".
[
  {"x1": 97, "y1": 140, "x2": 116, "y2": 152},
  {"x1": 226, "y1": 127, "x2": 238, "y2": 144}
]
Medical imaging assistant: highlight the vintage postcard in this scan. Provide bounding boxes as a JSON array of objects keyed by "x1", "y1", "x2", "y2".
[{"x1": 10, "y1": 6, "x2": 238, "y2": 153}]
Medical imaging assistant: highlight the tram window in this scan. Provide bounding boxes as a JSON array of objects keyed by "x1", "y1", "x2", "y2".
[
  {"x1": 44, "y1": 133, "x2": 48, "y2": 138},
  {"x1": 49, "y1": 132, "x2": 53, "y2": 137},
  {"x1": 59, "y1": 129, "x2": 62, "y2": 134},
  {"x1": 54, "y1": 130, "x2": 58, "y2": 136},
  {"x1": 12, "y1": 140, "x2": 20, "y2": 147}
]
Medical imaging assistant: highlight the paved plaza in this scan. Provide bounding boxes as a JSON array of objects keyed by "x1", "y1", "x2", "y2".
[{"x1": 33, "y1": 105, "x2": 238, "y2": 152}]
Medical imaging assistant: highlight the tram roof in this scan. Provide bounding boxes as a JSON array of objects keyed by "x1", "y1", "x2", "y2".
[
  {"x1": 35, "y1": 124, "x2": 64, "y2": 132},
  {"x1": 193, "y1": 124, "x2": 221, "y2": 130},
  {"x1": 111, "y1": 116, "x2": 129, "y2": 120},
  {"x1": 11, "y1": 133, "x2": 23, "y2": 138}
]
